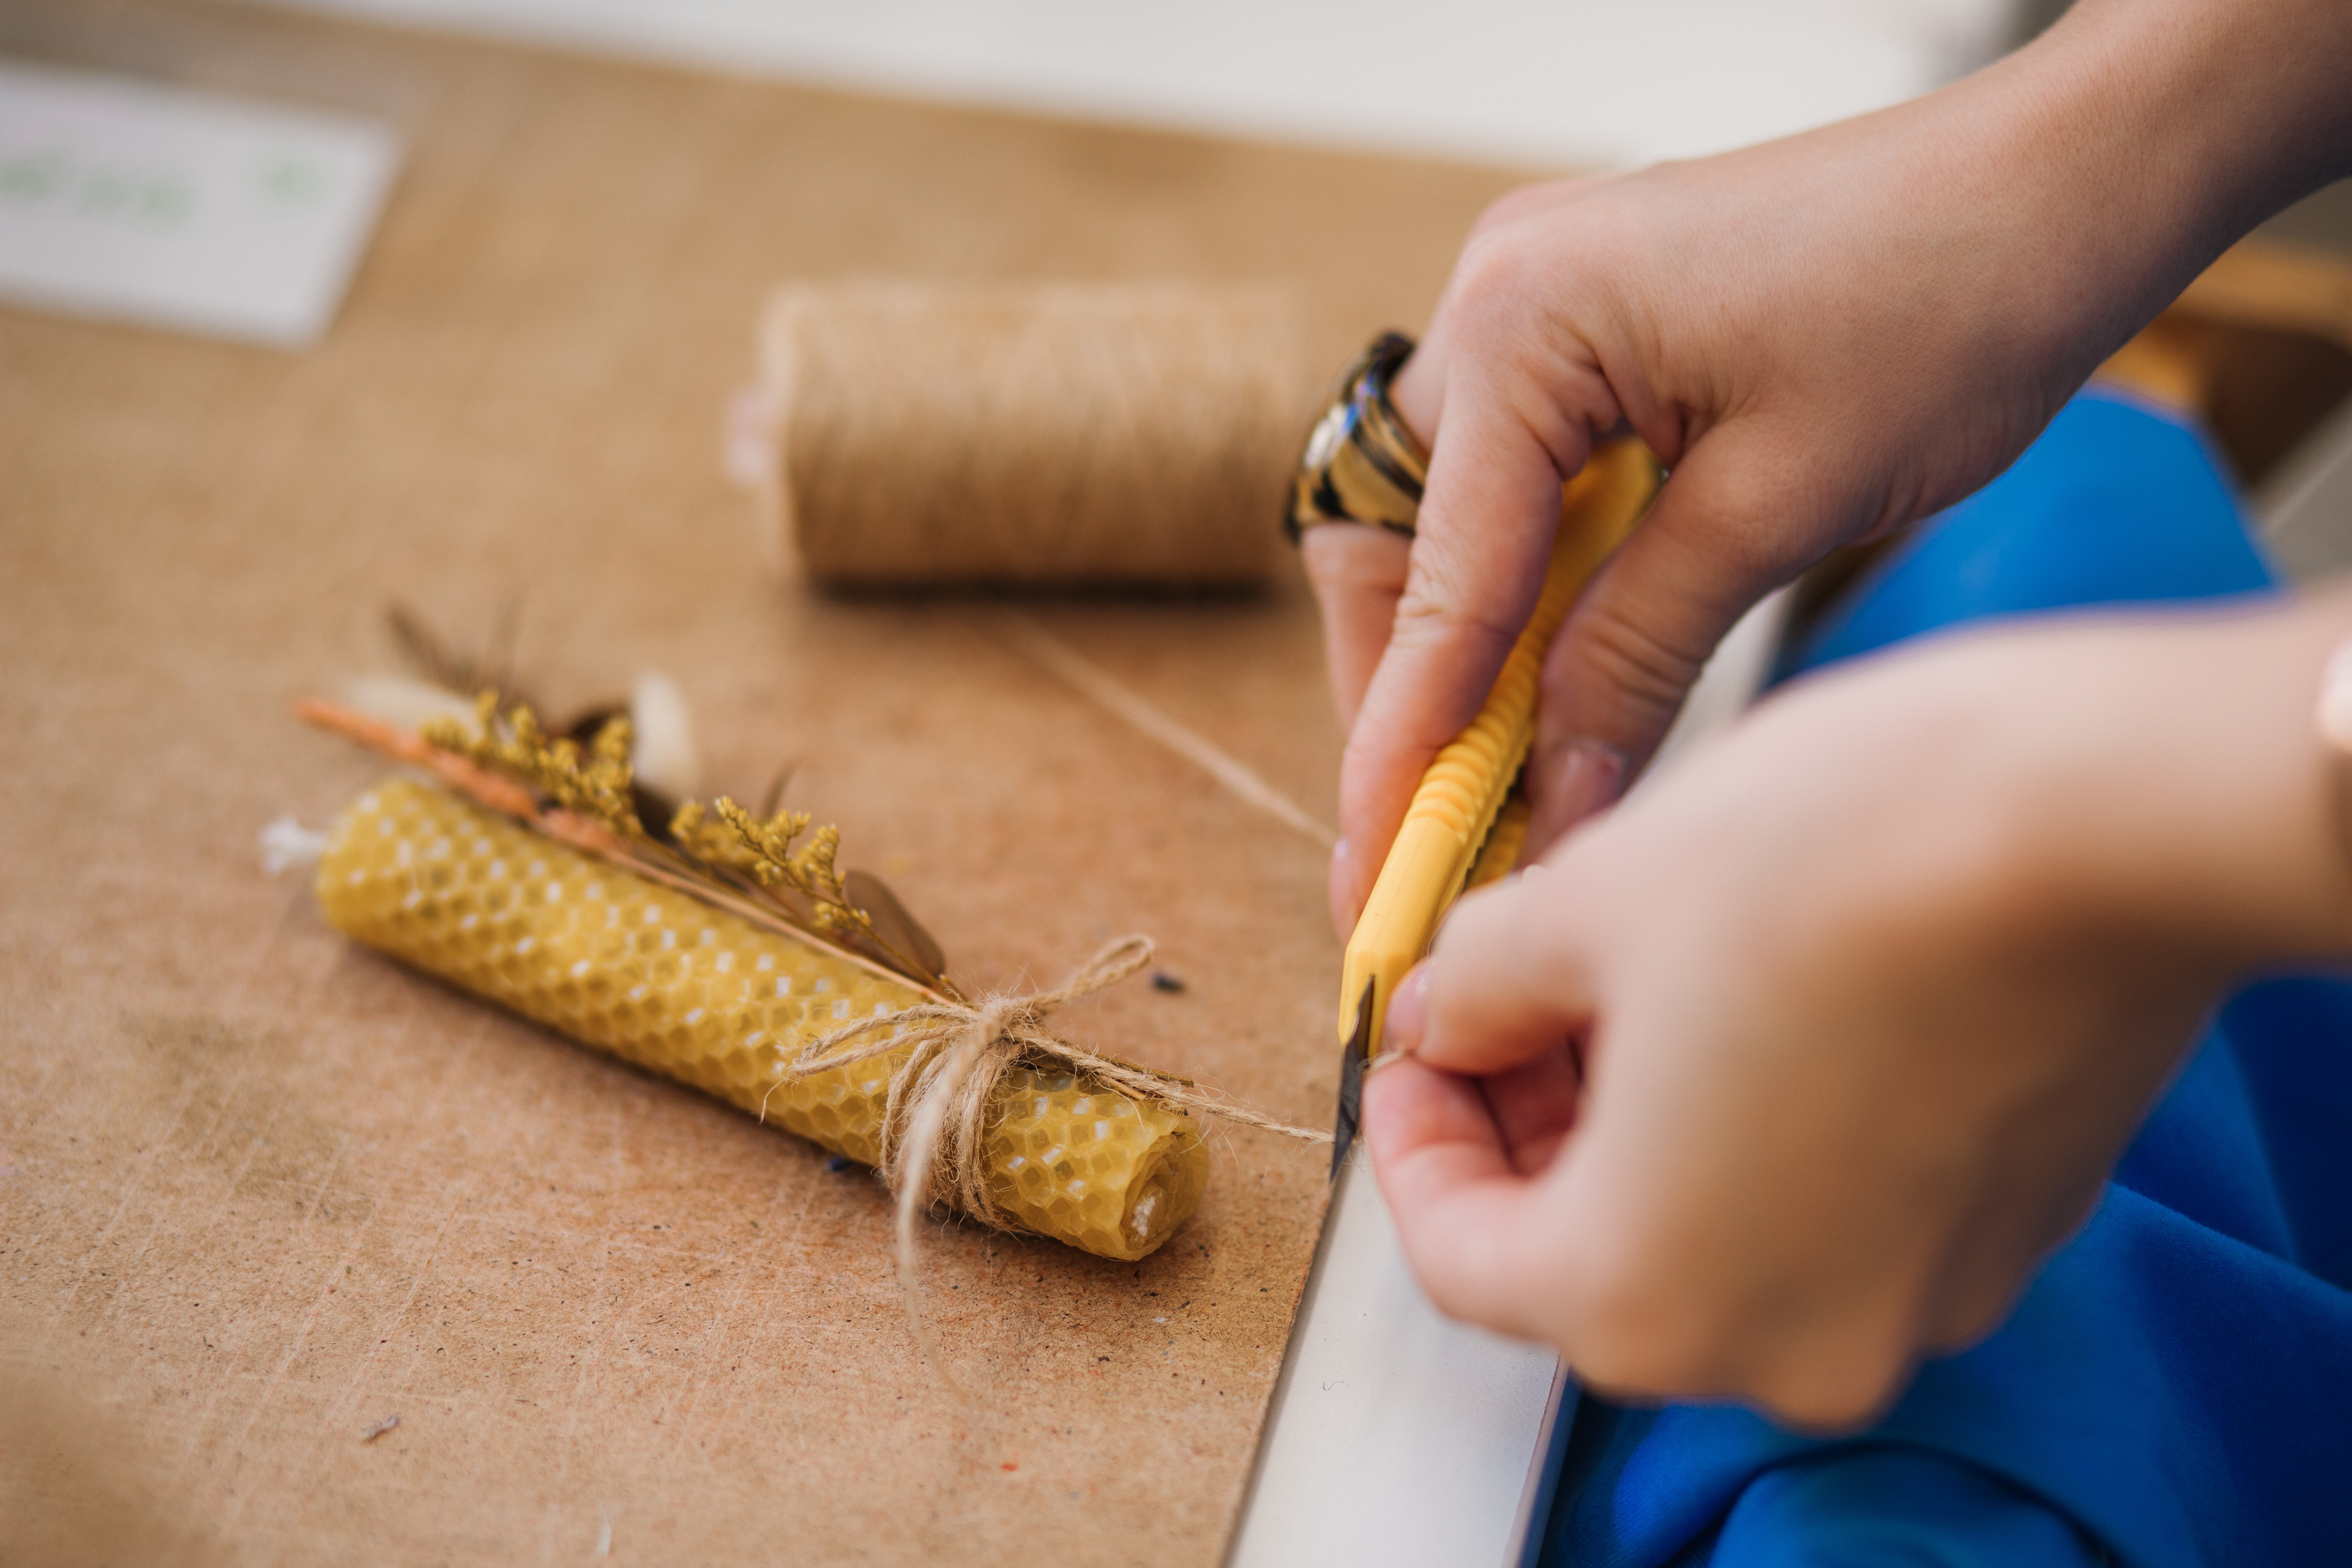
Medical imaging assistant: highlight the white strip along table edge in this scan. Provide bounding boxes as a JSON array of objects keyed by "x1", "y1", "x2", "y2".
[{"x1": 1226, "y1": 589, "x2": 1788, "y2": 1568}]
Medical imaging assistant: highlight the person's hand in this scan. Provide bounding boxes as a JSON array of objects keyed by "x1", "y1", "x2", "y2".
[
  {"x1": 1308, "y1": 0, "x2": 2352, "y2": 934},
  {"x1": 1363, "y1": 602, "x2": 2352, "y2": 1427}
]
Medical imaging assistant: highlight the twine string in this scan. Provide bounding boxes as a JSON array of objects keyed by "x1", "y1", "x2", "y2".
[
  {"x1": 760, "y1": 282, "x2": 1311, "y2": 587},
  {"x1": 782, "y1": 936, "x2": 1329, "y2": 1390}
]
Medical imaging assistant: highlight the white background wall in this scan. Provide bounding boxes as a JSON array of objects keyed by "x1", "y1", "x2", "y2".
[{"x1": 265, "y1": 0, "x2": 2028, "y2": 170}]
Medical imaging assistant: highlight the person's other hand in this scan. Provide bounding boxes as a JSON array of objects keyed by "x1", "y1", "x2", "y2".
[
  {"x1": 1311, "y1": 0, "x2": 2352, "y2": 933},
  {"x1": 1363, "y1": 604, "x2": 2352, "y2": 1426}
]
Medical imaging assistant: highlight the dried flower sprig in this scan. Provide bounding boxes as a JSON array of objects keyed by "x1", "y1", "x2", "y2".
[
  {"x1": 299, "y1": 692, "x2": 960, "y2": 1002},
  {"x1": 424, "y1": 694, "x2": 644, "y2": 841},
  {"x1": 672, "y1": 797, "x2": 870, "y2": 946}
]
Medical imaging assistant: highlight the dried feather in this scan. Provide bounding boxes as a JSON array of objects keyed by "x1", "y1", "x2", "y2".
[
  {"x1": 627, "y1": 671, "x2": 702, "y2": 802},
  {"x1": 340, "y1": 674, "x2": 481, "y2": 740},
  {"x1": 386, "y1": 602, "x2": 473, "y2": 693},
  {"x1": 387, "y1": 599, "x2": 527, "y2": 704}
]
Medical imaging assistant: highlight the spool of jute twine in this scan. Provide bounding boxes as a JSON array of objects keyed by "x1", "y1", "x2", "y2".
[{"x1": 746, "y1": 280, "x2": 1316, "y2": 588}]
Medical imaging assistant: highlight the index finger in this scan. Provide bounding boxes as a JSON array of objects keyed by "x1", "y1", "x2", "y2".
[{"x1": 1338, "y1": 369, "x2": 1592, "y2": 918}]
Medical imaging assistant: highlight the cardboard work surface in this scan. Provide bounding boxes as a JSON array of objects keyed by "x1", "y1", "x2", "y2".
[{"x1": 0, "y1": 3, "x2": 1528, "y2": 1563}]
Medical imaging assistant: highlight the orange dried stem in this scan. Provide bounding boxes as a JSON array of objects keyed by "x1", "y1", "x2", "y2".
[{"x1": 295, "y1": 698, "x2": 538, "y2": 819}]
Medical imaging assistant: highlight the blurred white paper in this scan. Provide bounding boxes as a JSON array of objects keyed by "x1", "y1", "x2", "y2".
[{"x1": 0, "y1": 60, "x2": 400, "y2": 347}]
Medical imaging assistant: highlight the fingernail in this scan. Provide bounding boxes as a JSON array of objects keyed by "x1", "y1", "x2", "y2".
[
  {"x1": 1381, "y1": 966, "x2": 1431, "y2": 1055},
  {"x1": 1554, "y1": 737, "x2": 1629, "y2": 827}
]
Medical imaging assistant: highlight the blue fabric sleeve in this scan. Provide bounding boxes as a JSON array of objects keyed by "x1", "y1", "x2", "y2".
[
  {"x1": 1710, "y1": 1448, "x2": 2103, "y2": 1568},
  {"x1": 1784, "y1": 389, "x2": 2274, "y2": 675}
]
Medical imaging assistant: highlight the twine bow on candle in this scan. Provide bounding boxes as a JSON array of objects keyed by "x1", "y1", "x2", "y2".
[{"x1": 780, "y1": 935, "x2": 1329, "y2": 1389}]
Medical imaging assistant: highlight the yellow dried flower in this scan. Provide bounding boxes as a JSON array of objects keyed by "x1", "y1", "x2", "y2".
[
  {"x1": 404, "y1": 692, "x2": 926, "y2": 988},
  {"x1": 788, "y1": 823, "x2": 844, "y2": 904},
  {"x1": 423, "y1": 694, "x2": 643, "y2": 839}
]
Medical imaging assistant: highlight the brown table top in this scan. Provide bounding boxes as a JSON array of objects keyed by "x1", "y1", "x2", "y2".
[{"x1": 0, "y1": 3, "x2": 1532, "y2": 1562}]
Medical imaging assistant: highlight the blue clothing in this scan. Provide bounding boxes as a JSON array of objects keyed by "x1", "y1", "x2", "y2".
[{"x1": 1536, "y1": 389, "x2": 2352, "y2": 1567}]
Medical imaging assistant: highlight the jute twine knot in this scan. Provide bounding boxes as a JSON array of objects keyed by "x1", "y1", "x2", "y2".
[{"x1": 780, "y1": 935, "x2": 1328, "y2": 1393}]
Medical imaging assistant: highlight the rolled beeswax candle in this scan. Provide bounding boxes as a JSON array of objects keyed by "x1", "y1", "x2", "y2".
[{"x1": 316, "y1": 777, "x2": 1208, "y2": 1261}]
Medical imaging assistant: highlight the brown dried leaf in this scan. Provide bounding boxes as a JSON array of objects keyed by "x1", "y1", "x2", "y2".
[{"x1": 844, "y1": 868, "x2": 947, "y2": 985}]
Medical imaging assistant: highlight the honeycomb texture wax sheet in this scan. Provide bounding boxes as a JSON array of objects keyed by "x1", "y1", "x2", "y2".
[{"x1": 314, "y1": 777, "x2": 1209, "y2": 1260}]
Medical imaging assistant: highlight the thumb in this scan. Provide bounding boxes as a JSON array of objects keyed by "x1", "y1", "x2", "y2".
[
  {"x1": 1335, "y1": 336, "x2": 1620, "y2": 920},
  {"x1": 1523, "y1": 422, "x2": 1829, "y2": 850}
]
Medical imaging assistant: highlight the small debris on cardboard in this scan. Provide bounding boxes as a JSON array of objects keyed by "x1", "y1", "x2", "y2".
[
  {"x1": 362, "y1": 1413, "x2": 400, "y2": 1442},
  {"x1": 1150, "y1": 969, "x2": 1186, "y2": 994}
]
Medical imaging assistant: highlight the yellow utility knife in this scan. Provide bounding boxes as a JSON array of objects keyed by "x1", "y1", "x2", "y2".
[{"x1": 1329, "y1": 437, "x2": 1661, "y2": 1175}]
